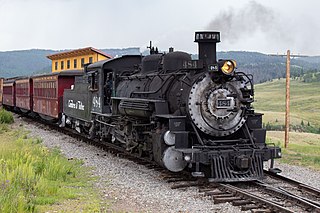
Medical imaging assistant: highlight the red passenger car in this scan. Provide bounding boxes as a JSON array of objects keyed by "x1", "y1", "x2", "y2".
[
  {"x1": 15, "y1": 77, "x2": 33, "y2": 112},
  {"x1": 2, "y1": 78, "x2": 16, "y2": 108},
  {"x1": 32, "y1": 71, "x2": 83, "y2": 120}
]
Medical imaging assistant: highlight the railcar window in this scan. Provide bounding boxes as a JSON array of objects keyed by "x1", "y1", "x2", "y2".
[
  {"x1": 89, "y1": 57, "x2": 93, "y2": 63},
  {"x1": 25, "y1": 83, "x2": 28, "y2": 95},
  {"x1": 3, "y1": 86, "x2": 12, "y2": 95},
  {"x1": 74, "y1": 59, "x2": 77, "y2": 68},
  {"x1": 16, "y1": 84, "x2": 20, "y2": 94},
  {"x1": 17, "y1": 82, "x2": 28, "y2": 95},
  {"x1": 67, "y1": 60, "x2": 70, "y2": 69},
  {"x1": 47, "y1": 83, "x2": 49, "y2": 97},
  {"x1": 61, "y1": 61, "x2": 64, "y2": 70},
  {"x1": 32, "y1": 81, "x2": 55, "y2": 98},
  {"x1": 53, "y1": 87, "x2": 56, "y2": 97},
  {"x1": 41, "y1": 81, "x2": 56, "y2": 98},
  {"x1": 39, "y1": 82, "x2": 42, "y2": 97},
  {"x1": 55, "y1": 62, "x2": 58, "y2": 70}
]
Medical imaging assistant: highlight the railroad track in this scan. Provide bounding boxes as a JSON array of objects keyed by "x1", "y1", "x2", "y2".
[
  {"x1": 264, "y1": 169, "x2": 320, "y2": 202},
  {"x1": 16, "y1": 113, "x2": 320, "y2": 213},
  {"x1": 169, "y1": 171, "x2": 320, "y2": 213}
]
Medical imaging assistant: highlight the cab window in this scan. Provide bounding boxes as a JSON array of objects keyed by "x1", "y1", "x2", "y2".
[{"x1": 88, "y1": 71, "x2": 99, "y2": 91}]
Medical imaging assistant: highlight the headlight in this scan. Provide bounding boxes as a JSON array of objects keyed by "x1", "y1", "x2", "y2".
[
  {"x1": 220, "y1": 60, "x2": 236, "y2": 75},
  {"x1": 278, "y1": 151, "x2": 282, "y2": 157},
  {"x1": 184, "y1": 155, "x2": 191, "y2": 162}
]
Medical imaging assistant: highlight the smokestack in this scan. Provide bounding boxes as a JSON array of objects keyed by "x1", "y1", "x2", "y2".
[{"x1": 195, "y1": 31, "x2": 220, "y2": 66}]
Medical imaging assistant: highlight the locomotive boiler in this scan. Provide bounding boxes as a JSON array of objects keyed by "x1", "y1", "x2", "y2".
[{"x1": 62, "y1": 31, "x2": 281, "y2": 182}]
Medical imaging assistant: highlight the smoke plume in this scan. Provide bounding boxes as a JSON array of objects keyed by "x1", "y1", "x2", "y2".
[
  {"x1": 207, "y1": 1, "x2": 277, "y2": 44},
  {"x1": 207, "y1": 1, "x2": 291, "y2": 44}
]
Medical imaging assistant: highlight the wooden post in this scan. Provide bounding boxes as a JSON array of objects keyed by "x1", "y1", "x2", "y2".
[{"x1": 285, "y1": 50, "x2": 290, "y2": 148}]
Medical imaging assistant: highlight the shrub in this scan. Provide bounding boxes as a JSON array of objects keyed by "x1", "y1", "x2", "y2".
[
  {"x1": 0, "y1": 109, "x2": 14, "y2": 124},
  {"x1": 0, "y1": 134, "x2": 85, "y2": 212}
]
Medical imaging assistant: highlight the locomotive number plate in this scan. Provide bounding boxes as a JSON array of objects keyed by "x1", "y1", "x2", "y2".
[{"x1": 217, "y1": 99, "x2": 231, "y2": 108}]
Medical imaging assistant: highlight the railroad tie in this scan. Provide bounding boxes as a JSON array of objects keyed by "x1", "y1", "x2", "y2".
[
  {"x1": 213, "y1": 196, "x2": 243, "y2": 204},
  {"x1": 204, "y1": 189, "x2": 224, "y2": 196},
  {"x1": 241, "y1": 204, "x2": 261, "y2": 211},
  {"x1": 232, "y1": 199, "x2": 254, "y2": 206},
  {"x1": 250, "y1": 209, "x2": 272, "y2": 213}
]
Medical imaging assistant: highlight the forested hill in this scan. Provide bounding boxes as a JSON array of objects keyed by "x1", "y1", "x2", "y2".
[
  {"x1": 0, "y1": 48, "x2": 140, "y2": 78},
  {"x1": 217, "y1": 51, "x2": 320, "y2": 83},
  {"x1": 0, "y1": 48, "x2": 319, "y2": 84},
  {"x1": 0, "y1": 49, "x2": 55, "y2": 77}
]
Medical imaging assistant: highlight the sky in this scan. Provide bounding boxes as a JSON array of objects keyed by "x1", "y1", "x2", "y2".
[{"x1": 0, "y1": 0, "x2": 320, "y2": 55}]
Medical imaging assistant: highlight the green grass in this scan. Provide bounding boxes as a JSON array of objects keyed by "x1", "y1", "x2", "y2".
[
  {"x1": 0, "y1": 127, "x2": 106, "y2": 212},
  {"x1": 0, "y1": 108, "x2": 14, "y2": 124},
  {"x1": 255, "y1": 79, "x2": 320, "y2": 169},
  {"x1": 254, "y1": 78, "x2": 320, "y2": 131},
  {"x1": 267, "y1": 131, "x2": 320, "y2": 170}
]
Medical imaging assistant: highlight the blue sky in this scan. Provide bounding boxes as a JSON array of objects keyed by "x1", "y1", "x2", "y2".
[{"x1": 0, "y1": 0, "x2": 319, "y2": 55}]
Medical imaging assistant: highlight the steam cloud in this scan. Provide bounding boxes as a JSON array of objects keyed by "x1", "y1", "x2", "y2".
[
  {"x1": 207, "y1": 1, "x2": 276, "y2": 44},
  {"x1": 206, "y1": 0, "x2": 320, "y2": 55}
]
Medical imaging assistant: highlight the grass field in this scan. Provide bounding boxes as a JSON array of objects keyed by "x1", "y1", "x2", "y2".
[
  {"x1": 0, "y1": 124, "x2": 106, "y2": 212},
  {"x1": 254, "y1": 79, "x2": 320, "y2": 170},
  {"x1": 254, "y1": 78, "x2": 320, "y2": 129},
  {"x1": 267, "y1": 131, "x2": 320, "y2": 170}
]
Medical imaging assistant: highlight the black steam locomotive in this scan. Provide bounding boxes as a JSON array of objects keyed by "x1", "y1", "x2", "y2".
[{"x1": 62, "y1": 31, "x2": 281, "y2": 182}]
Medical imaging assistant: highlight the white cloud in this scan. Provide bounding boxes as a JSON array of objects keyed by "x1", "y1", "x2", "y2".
[{"x1": 0, "y1": 0, "x2": 319, "y2": 55}]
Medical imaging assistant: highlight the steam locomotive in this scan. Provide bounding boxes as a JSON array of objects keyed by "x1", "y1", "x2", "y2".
[{"x1": 1, "y1": 31, "x2": 281, "y2": 182}]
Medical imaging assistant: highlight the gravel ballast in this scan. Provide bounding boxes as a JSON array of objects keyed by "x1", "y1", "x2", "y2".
[{"x1": 16, "y1": 116, "x2": 320, "y2": 212}]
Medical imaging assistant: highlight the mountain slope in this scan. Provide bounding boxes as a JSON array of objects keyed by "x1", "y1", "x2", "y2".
[{"x1": 0, "y1": 49, "x2": 319, "y2": 83}]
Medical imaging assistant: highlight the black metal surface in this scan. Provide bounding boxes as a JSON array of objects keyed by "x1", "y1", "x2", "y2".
[
  {"x1": 208, "y1": 153, "x2": 264, "y2": 182},
  {"x1": 63, "y1": 75, "x2": 92, "y2": 123}
]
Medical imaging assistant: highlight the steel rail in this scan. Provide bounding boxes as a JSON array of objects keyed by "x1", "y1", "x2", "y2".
[
  {"x1": 254, "y1": 181, "x2": 320, "y2": 212},
  {"x1": 219, "y1": 183, "x2": 295, "y2": 213},
  {"x1": 264, "y1": 170, "x2": 320, "y2": 196}
]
